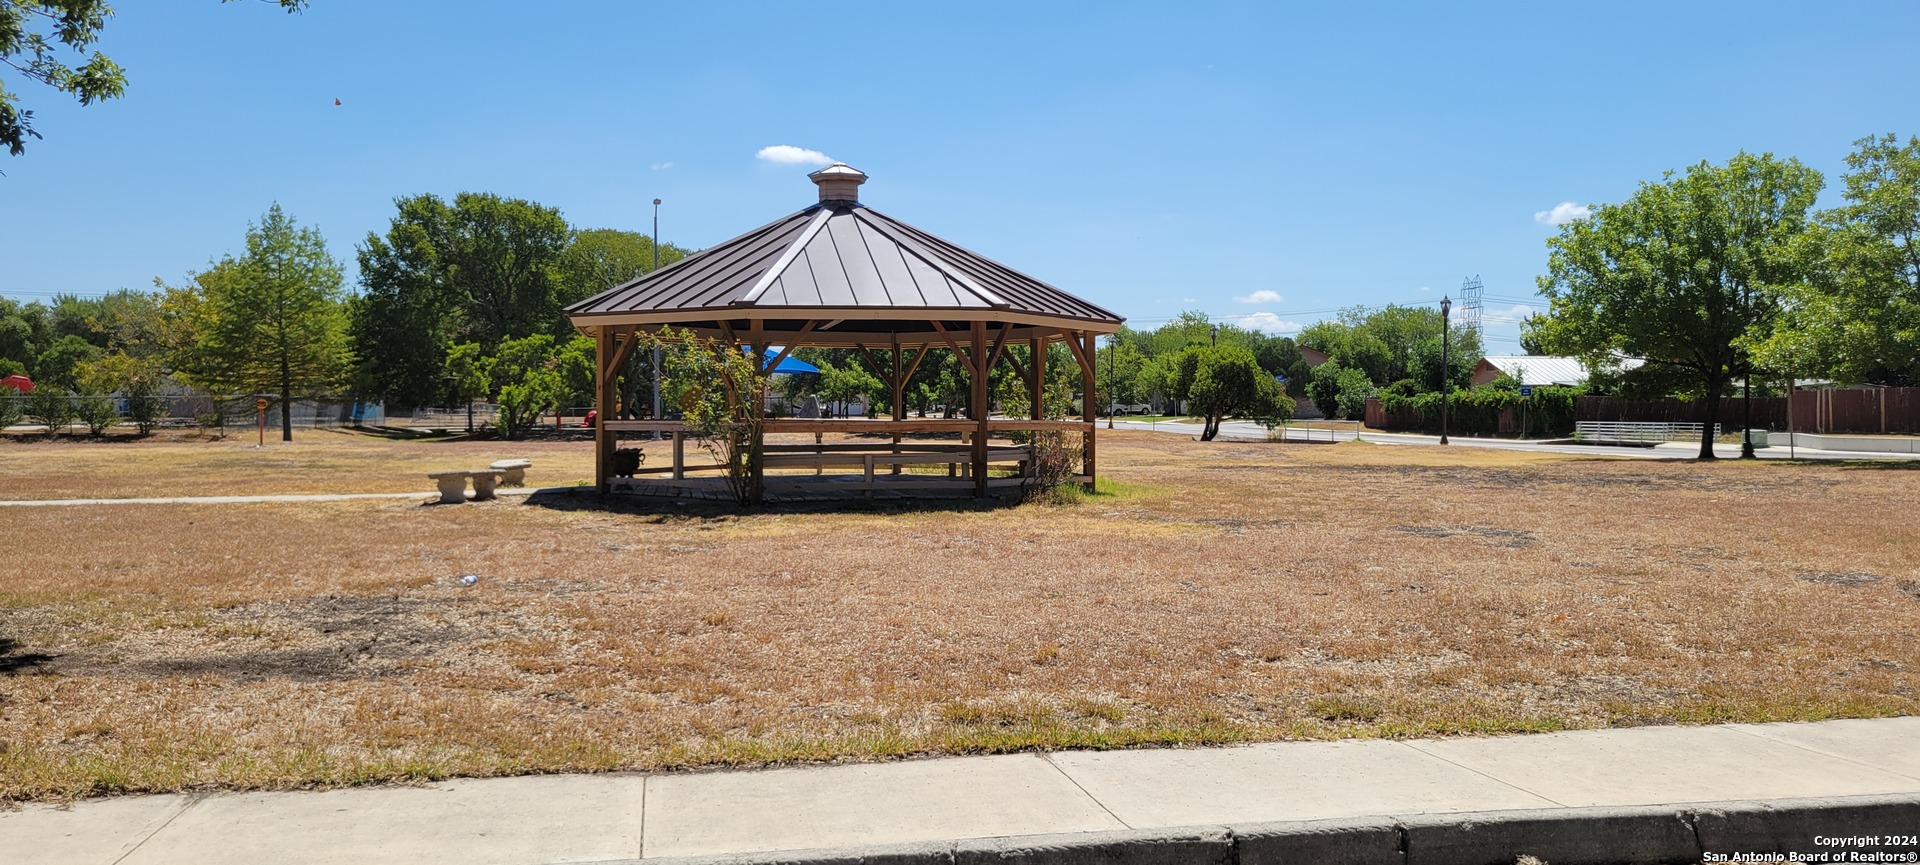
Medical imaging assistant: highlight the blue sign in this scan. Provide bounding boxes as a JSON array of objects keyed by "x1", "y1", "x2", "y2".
[{"x1": 1520, "y1": 385, "x2": 1534, "y2": 397}]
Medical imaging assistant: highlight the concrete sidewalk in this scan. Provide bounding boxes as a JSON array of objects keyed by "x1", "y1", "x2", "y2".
[{"x1": 6, "y1": 718, "x2": 1918, "y2": 864}]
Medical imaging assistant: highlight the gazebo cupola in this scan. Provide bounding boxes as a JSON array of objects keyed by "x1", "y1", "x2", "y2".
[{"x1": 566, "y1": 164, "x2": 1124, "y2": 501}]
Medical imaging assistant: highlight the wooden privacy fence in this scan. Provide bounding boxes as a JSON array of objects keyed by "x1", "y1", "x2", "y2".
[{"x1": 1789, "y1": 387, "x2": 1920, "y2": 434}]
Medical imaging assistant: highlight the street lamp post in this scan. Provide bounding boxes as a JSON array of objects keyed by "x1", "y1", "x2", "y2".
[
  {"x1": 1439, "y1": 295, "x2": 1451, "y2": 446},
  {"x1": 1106, "y1": 336, "x2": 1115, "y2": 430},
  {"x1": 651, "y1": 198, "x2": 663, "y2": 439},
  {"x1": 1740, "y1": 283, "x2": 1756, "y2": 459},
  {"x1": 1210, "y1": 324, "x2": 1218, "y2": 347}
]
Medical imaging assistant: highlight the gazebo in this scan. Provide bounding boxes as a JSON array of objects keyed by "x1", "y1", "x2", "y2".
[{"x1": 565, "y1": 163, "x2": 1124, "y2": 500}]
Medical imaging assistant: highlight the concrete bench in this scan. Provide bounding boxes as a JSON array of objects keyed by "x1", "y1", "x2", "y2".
[
  {"x1": 490, "y1": 459, "x2": 532, "y2": 486},
  {"x1": 427, "y1": 469, "x2": 505, "y2": 504}
]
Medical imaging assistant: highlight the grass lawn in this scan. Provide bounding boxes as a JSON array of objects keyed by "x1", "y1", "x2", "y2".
[{"x1": 2, "y1": 430, "x2": 1917, "y2": 800}]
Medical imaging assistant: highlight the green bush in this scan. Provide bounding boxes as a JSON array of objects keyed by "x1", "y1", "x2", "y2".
[
  {"x1": 0, "y1": 393, "x2": 22, "y2": 431},
  {"x1": 75, "y1": 391, "x2": 119, "y2": 436},
  {"x1": 1378, "y1": 385, "x2": 1582, "y2": 437},
  {"x1": 26, "y1": 386, "x2": 75, "y2": 435}
]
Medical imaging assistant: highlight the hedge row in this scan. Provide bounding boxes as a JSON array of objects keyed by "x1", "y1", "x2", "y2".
[{"x1": 1377, "y1": 386, "x2": 1582, "y2": 437}]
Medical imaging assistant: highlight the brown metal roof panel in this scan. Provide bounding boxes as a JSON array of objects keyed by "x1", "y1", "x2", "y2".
[
  {"x1": 861, "y1": 208, "x2": 1121, "y2": 323},
  {"x1": 854, "y1": 218, "x2": 930, "y2": 306},
  {"x1": 822, "y1": 213, "x2": 894, "y2": 307},
  {"x1": 800, "y1": 228, "x2": 858, "y2": 307},
  {"x1": 567, "y1": 208, "x2": 817, "y2": 314},
  {"x1": 775, "y1": 249, "x2": 823, "y2": 305}
]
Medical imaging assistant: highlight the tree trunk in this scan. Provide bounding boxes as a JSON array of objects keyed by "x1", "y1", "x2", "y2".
[
  {"x1": 1201, "y1": 411, "x2": 1220, "y2": 441},
  {"x1": 280, "y1": 354, "x2": 294, "y2": 443},
  {"x1": 1697, "y1": 384, "x2": 1722, "y2": 460}
]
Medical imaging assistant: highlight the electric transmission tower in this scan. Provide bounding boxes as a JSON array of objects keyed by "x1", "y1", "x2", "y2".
[{"x1": 1459, "y1": 275, "x2": 1483, "y2": 339}]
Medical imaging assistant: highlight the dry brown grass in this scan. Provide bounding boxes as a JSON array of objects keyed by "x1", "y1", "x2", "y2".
[
  {"x1": 0, "y1": 428, "x2": 599, "y2": 499},
  {"x1": 2, "y1": 431, "x2": 1917, "y2": 801}
]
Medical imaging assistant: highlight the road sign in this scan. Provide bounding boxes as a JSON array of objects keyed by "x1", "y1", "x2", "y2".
[
  {"x1": 1519, "y1": 385, "x2": 1533, "y2": 397},
  {"x1": 255, "y1": 397, "x2": 269, "y2": 411}
]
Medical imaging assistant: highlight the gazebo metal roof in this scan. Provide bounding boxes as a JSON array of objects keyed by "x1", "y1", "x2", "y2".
[{"x1": 564, "y1": 164, "x2": 1122, "y2": 335}]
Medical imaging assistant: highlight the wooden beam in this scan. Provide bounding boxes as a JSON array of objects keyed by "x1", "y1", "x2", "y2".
[
  {"x1": 971, "y1": 320, "x2": 989, "y2": 497},
  {"x1": 762, "y1": 320, "x2": 818, "y2": 374},
  {"x1": 595, "y1": 326, "x2": 618, "y2": 492},
  {"x1": 1062, "y1": 329, "x2": 1095, "y2": 380},
  {"x1": 983, "y1": 323, "x2": 1014, "y2": 378},
  {"x1": 608, "y1": 325, "x2": 641, "y2": 374},
  {"x1": 900, "y1": 344, "x2": 931, "y2": 384},
  {"x1": 929, "y1": 320, "x2": 974, "y2": 375},
  {"x1": 1029, "y1": 336, "x2": 1045, "y2": 421},
  {"x1": 853, "y1": 342, "x2": 890, "y2": 379},
  {"x1": 1080, "y1": 332, "x2": 1097, "y2": 491},
  {"x1": 1002, "y1": 349, "x2": 1028, "y2": 386}
]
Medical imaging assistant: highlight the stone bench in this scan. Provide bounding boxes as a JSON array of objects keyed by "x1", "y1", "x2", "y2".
[
  {"x1": 490, "y1": 459, "x2": 532, "y2": 486},
  {"x1": 427, "y1": 469, "x2": 505, "y2": 504}
]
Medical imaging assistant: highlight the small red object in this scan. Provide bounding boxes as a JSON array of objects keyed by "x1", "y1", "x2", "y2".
[
  {"x1": 1, "y1": 374, "x2": 31, "y2": 393},
  {"x1": 583, "y1": 409, "x2": 598, "y2": 428}
]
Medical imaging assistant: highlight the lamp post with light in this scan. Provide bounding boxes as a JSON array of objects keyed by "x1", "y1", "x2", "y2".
[{"x1": 1439, "y1": 295, "x2": 1451, "y2": 446}]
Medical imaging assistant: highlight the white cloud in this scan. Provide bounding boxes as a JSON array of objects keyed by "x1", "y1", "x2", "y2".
[
  {"x1": 1181, "y1": 297, "x2": 1198, "y2": 303},
  {"x1": 1232, "y1": 289, "x2": 1283, "y2": 305},
  {"x1": 650, "y1": 161, "x2": 674, "y2": 171},
  {"x1": 1534, "y1": 201, "x2": 1592, "y2": 226},
  {"x1": 1417, "y1": 286, "x2": 1431, "y2": 292},
  {"x1": 756, "y1": 145, "x2": 833, "y2": 165},
  {"x1": 1227, "y1": 312, "x2": 1304, "y2": 334}
]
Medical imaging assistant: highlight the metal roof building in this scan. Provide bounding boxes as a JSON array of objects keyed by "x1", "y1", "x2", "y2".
[
  {"x1": 566, "y1": 163, "x2": 1124, "y2": 502},
  {"x1": 1470, "y1": 355, "x2": 1645, "y2": 387}
]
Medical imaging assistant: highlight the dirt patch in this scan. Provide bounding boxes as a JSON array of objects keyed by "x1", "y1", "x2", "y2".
[
  {"x1": 1390, "y1": 525, "x2": 1538, "y2": 548},
  {"x1": 1797, "y1": 571, "x2": 1884, "y2": 586}
]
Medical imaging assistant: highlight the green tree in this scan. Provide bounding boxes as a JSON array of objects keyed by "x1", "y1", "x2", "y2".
[
  {"x1": 191, "y1": 204, "x2": 349, "y2": 441},
  {"x1": 31, "y1": 333, "x2": 98, "y2": 388},
  {"x1": 1537, "y1": 152, "x2": 1821, "y2": 458},
  {"x1": 554, "y1": 228, "x2": 692, "y2": 312},
  {"x1": 1753, "y1": 134, "x2": 1920, "y2": 385},
  {"x1": 78, "y1": 351, "x2": 163, "y2": 434},
  {"x1": 351, "y1": 192, "x2": 573, "y2": 406},
  {"x1": 1, "y1": 1, "x2": 305, "y2": 160},
  {"x1": 1184, "y1": 345, "x2": 1288, "y2": 440},
  {"x1": 443, "y1": 342, "x2": 494, "y2": 431}
]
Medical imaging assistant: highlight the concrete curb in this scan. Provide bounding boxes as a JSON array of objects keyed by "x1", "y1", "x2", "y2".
[{"x1": 607, "y1": 794, "x2": 1920, "y2": 865}]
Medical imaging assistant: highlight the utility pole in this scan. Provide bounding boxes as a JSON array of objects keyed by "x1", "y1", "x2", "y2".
[
  {"x1": 651, "y1": 198, "x2": 663, "y2": 439},
  {"x1": 1440, "y1": 295, "x2": 1451, "y2": 446}
]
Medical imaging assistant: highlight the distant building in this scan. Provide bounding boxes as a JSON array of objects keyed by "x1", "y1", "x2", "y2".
[
  {"x1": 1470, "y1": 355, "x2": 1642, "y2": 387},
  {"x1": 1300, "y1": 346, "x2": 1331, "y2": 367}
]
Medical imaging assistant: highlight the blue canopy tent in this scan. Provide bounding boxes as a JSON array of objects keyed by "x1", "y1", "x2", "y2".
[{"x1": 756, "y1": 347, "x2": 819, "y2": 375}]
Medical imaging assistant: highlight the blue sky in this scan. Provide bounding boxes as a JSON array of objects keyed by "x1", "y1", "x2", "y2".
[{"x1": 3, "y1": 1, "x2": 1915, "y2": 350}]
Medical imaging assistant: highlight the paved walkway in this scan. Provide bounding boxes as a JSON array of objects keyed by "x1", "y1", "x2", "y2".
[
  {"x1": 5, "y1": 717, "x2": 1916, "y2": 864},
  {"x1": 1113, "y1": 418, "x2": 1920, "y2": 460}
]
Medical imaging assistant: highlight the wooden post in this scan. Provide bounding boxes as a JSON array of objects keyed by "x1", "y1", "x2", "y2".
[
  {"x1": 1030, "y1": 336, "x2": 1045, "y2": 421},
  {"x1": 594, "y1": 326, "x2": 617, "y2": 492},
  {"x1": 892, "y1": 342, "x2": 904, "y2": 476},
  {"x1": 672, "y1": 430, "x2": 685, "y2": 479},
  {"x1": 971, "y1": 320, "x2": 989, "y2": 497},
  {"x1": 1080, "y1": 332, "x2": 1097, "y2": 490}
]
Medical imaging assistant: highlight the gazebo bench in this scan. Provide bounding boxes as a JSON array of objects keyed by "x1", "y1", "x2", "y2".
[
  {"x1": 490, "y1": 458, "x2": 532, "y2": 486},
  {"x1": 427, "y1": 469, "x2": 505, "y2": 504}
]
